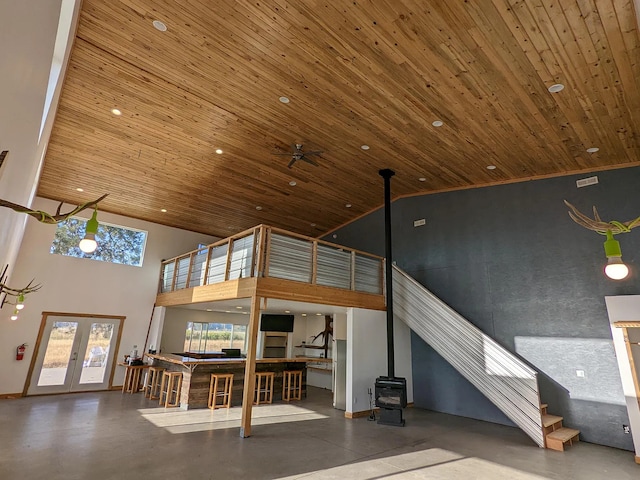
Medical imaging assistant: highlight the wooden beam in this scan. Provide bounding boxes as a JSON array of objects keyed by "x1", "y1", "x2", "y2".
[
  {"x1": 255, "y1": 277, "x2": 386, "y2": 310},
  {"x1": 240, "y1": 294, "x2": 261, "y2": 438}
]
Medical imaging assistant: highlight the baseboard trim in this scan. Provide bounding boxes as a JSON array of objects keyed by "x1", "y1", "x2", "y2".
[
  {"x1": 635, "y1": 455, "x2": 640, "y2": 465},
  {"x1": 345, "y1": 408, "x2": 379, "y2": 419},
  {"x1": 110, "y1": 385, "x2": 123, "y2": 391},
  {"x1": 0, "y1": 393, "x2": 23, "y2": 399}
]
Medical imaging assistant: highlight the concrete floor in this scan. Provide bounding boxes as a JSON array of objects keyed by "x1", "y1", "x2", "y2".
[{"x1": 0, "y1": 387, "x2": 637, "y2": 480}]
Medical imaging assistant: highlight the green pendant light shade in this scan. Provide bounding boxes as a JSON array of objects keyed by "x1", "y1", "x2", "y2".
[
  {"x1": 79, "y1": 208, "x2": 99, "y2": 254},
  {"x1": 603, "y1": 230, "x2": 629, "y2": 280}
]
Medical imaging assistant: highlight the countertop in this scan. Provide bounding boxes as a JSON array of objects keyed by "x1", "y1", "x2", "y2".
[{"x1": 146, "y1": 353, "x2": 332, "y2": 366}]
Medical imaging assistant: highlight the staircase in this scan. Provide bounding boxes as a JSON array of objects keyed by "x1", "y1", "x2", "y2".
[
  {"x1": 392, "y1": 265, "x2": 580, "y2": 450},
  {"x1": 540, "y1": 403, "x2": 581, "y2": 451}
]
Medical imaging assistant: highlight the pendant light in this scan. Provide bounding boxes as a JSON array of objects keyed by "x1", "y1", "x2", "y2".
[
  {"x1": 603, "y1": 230, "x2": 629, "y2": 280},
  {"x1": 79, "y1": 208, "x2": 99, "y2": 254},
  {"x1": 15, "y1": 294, "x2": 25, "y2": 310}
]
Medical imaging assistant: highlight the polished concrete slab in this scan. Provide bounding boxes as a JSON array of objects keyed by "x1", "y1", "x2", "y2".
[{"x1": 0, "y1": 387, "x2": 637, "y2": 479}]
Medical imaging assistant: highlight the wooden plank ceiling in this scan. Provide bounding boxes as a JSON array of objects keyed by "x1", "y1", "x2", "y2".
[{"x1": 38, "y1": 0, "x2": 640, "y2": 238}]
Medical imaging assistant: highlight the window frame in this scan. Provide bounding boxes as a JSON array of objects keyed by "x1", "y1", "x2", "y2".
[{"x1": 49, "y1": 216, "x2": 148, "y2": 267}]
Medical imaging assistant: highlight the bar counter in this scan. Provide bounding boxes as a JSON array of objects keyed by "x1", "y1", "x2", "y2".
[{"x1": 146, "y1": 353, "x2": 330, "y2": 409}]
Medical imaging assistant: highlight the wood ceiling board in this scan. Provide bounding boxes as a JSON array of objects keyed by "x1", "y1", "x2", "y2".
[{"x1": 38, "y1": 0, "x2": 640, "y2": 237}]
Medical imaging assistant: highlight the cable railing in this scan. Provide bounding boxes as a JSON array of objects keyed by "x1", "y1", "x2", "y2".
[
  {"x1": 159, "y1": 225, "x2": 384, "y2": 296},
  {"x1": 392, "y1": 265, "x2": 545, "y2": 448}
]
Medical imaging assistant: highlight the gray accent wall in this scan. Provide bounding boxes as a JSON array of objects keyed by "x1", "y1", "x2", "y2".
[{"x1": 324, "y1": 167, "x2": 640, "y2": 451}]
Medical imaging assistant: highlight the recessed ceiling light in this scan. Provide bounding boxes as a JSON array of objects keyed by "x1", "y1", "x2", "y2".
[
  {"x1": 345, "y1": 203, "x2": 352, "y2": 208},
  {"x1": 284, "y1": 310, "x2": 290, "y2": 313},
  {"x1": 310, "y1": 223, "x2": 316, "y2": 227},
  {"x1": 548, "y1": 83, "x2": 565, "y2": 93},
  {"x1": 160, "y1": 208, "x2": 167, "y2": 213},
  {"x1": 225, "y1": 310, "x2": 231, "y2": 313},
  {"x1": 332, "y1": 234, "x2": 337, "y2": 239},
  {"x1": 316, "y1": 313, "x2": 322, "y2": 316},
  {"x1": 236, "y1": 306, "x2": 243, "y2": 309},
  {"x1": 215, "y1": 149, "x2": 223, "y2": 154},
  {"x1": 360, "y1": 145, "x2": 370, "y2": 150},
  {"x1": 243, "y1": 312, "x2": 249, "y2": 315},
  {"x1": 256, "y1": 206, "x2": 262, "y2": 210},
  {"x1": 152, "y1": 20, "x2": 167, "y2": 32},
  {"x1": 302, "y1": 313, "x2": 307, "y2": 317},
  {"x1": 111, "y1": 108, "x2": 122, "y2": 116},
  {"x1": 289, "y1": 180, "x2": 297, "y2": 186},
  {"x1": 432, "y1": 120, "x2": 444, "y2": 127},
  {"x1": 486, "y1": 165, "x2": 497, "y2": 170},
  {"x1": 586, "y1": 147, "x2": 600, "y2": 153},
  {"x1": 418, "y1": 177, "x2": 426, "y2": 182},
  {"x1": 76, "y1": 187, "x2": 84, "y2": 192},
  {"x1": 206, "y1": 309, "x2": 213, "y2": 312},
  {"x1": 279, "y1": 96, "x2": 290, "y2": 104}
]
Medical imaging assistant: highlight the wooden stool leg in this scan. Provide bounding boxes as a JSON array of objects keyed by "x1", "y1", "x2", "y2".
[
  {"x1": 159, "y1": 373, "x2": 168, "y2": 406},
  {"x1": 122, "y1": 367, "x2": 131, "y2": 394}
]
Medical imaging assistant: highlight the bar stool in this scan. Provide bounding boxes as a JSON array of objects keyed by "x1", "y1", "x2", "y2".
[
  {"x1": 122, "y1": 365, "x2": 145, "y2": 394},
  {"x1": 145, "y1": 366, "x2": 165, "y2": 399},
  {"x1": 282, "y1": 370, "x2": 303, "y2": 401},
  {"x1": 208, "y1": 373, "x2": 234, "y2": 409},
  {"x1": 254, "y1": 372, "x2": 275, "y2": 405},
  {"x1": 159, "y1": 371, "x2": 182, "y2": 407}
]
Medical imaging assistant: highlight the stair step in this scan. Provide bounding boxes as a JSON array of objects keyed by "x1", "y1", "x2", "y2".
[
  {"x1": 542, "y1": 414, "x2": 563, "y2": 428},
  {"x1": 540, "y1": 403, "x2": 548, "y2": 413},
  {"x1": 546, "y1": 427, "x2": 580, "y2": 452}
]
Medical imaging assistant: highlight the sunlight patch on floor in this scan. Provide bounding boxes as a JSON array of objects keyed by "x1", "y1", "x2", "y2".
[
  {"x1": 275, "y1": 448, "x2": 552, "y2": 480},
  {"x1": 139, "y1": 403, "x2": 329, "y2": 434}
]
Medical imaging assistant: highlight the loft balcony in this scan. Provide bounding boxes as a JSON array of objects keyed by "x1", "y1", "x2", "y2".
[{"x1": 156, "y1": 225, "x2": 386, "y2": 310}]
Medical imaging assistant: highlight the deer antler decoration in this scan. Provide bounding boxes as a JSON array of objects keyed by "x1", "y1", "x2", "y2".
[
  {"x1": 0, "y1": 193, "x2": 108, "y2": 225},
  {"x1": 0, "y1": 265, "x2": 41, "y2": 315},
  {"x1": 564, "y1": 200, "x2": 640, "y2": 235}
]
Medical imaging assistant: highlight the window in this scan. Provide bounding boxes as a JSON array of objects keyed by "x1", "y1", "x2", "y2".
[
  {"x1": 184, "y1": 322, "x2": 247, "y2": 353},
  {"x1": 50, "y1": 218, "x2": 147, "y2": 267}
]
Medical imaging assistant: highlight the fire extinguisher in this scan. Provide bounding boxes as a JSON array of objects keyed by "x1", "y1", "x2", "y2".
[{"x1": 16, "y1": 343, "x2": 27, "y2": 361}]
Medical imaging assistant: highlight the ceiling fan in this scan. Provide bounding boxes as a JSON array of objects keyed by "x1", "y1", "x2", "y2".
[{"x1": 273, "y1": 144, "x2": 323, "y2": 168}]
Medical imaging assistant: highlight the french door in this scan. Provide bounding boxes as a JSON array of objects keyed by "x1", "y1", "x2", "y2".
[{"x1": 28, "y1": 314, "x2": 123, "y2": 395}]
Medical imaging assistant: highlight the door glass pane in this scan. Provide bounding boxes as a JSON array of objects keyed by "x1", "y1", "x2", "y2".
[
  {"x1": 37, "y1": 322, "x2": 78, "y2": 386},
  {"x1": 79, "y1": 323, "x2": 114, "y2": 384}
]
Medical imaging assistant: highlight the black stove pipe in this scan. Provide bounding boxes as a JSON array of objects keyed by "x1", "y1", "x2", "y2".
[{"x1": 379, "y1": 168, "x2": 395, "y2": 378}]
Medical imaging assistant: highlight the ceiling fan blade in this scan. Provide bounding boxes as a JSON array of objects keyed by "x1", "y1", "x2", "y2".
[
  {"x1": 272, "y1": 152, "x2": 294, "y2": 156},
  {"x1": 287, "y1": 157, "x2": 297, "y2": 168},
  {"x1": 304, "y1": 151, "x2": 323, "y2": 156},
  {"x1": 301, "y1": 156, "x2": 319, "y2": 167}
]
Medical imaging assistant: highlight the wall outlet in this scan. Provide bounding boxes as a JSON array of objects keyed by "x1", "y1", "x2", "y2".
[
  {"x1": 576, "y1": 369, "x2": 585, "y2": 378},
  {"x1": 413, "y1": 219, "x2": 426, "y2": 227},
  {"x1": 623, "y1": 425, "x2": 630, "y2": 434}
]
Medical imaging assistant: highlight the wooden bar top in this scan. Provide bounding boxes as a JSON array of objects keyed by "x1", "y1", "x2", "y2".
[{"x1": 146, "y1": 353, "x2": 331, "y2": 366}]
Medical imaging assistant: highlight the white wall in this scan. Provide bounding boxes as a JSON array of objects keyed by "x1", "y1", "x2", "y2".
[
  {"x1": 160, "y1": 308, "x2": 250, "y2": 354},
  {"x1": 345, "y1": 308, "x2": 413, "y2": 415},
  {"x1": 605, "y1": 295, "x2": 640, "y2": 458},
  {"x1": 0, "y1": 0, "x2": 74, "y2": 273},
  {"x1": 1, "y1": 197, "x2": 215, "y2": 394}
]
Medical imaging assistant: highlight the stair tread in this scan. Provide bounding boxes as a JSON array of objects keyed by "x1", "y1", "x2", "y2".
[
  {"x1": 540, "y1": 403, "x2": 548, "y2": 409},
  {"x1": 547, "y1": 427, "x2": 580, "y2": 442},
  {"x1": 542, "y1": 414, "x2": 563, "y2": 427}
]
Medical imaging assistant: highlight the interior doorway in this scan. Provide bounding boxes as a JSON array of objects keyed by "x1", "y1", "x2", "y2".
[{"x1": 25, "y1": 312, "x2": 124, "y2": 395}]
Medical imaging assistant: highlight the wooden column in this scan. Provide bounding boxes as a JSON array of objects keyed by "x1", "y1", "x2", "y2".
[{"x1": 240, "y1": 294, "x2": 261, "y2": 438}]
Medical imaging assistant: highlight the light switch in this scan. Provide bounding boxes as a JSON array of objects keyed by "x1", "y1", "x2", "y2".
[{"x1": 576, "y1": 369, "x2": 585, "y2": 378}]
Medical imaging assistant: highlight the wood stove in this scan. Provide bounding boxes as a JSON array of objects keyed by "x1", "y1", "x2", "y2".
[{"x1": 375, "y1": 376, "x2": 407, "y2": 426}]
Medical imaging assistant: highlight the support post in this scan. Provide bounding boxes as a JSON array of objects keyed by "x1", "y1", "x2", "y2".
[
  {"x1": 379, "y1": 168, "x2": 395, "y2": 378},
  {"x1": 240, "y1": 294, "x2": 261, "y2": 438}
]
